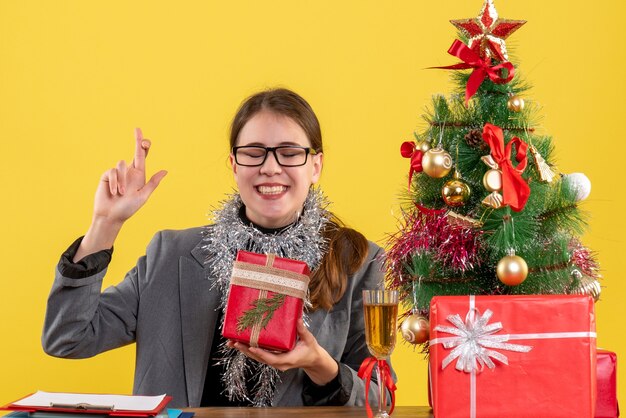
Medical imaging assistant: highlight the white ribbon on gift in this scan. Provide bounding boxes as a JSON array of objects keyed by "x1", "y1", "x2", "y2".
[
  {"x1": 429, "y1": 295, "x2": 597, "y2": 418},
  {"x1": 431, "y1": 306, "x2": 533, "y2": 373}
]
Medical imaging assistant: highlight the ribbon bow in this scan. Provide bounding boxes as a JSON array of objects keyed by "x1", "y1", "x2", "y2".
[
  {"x1": 482, "y1": 123, "x2": 530, "y2": 212},
  {"x1": 434, "y1": 308, "x2": 532, "y2": 373},
  {"x1": 400, "y1": 141, "x2": 424, "y2": 190},
  {"x1": 358, "y1": 357, "x2": 396, "y2": 418},
  {"x1": 433, "y1": 40, "x2": 515, "y2": 104}
]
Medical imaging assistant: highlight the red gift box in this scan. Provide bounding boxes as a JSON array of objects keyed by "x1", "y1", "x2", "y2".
[
  {"x1": 222, "y1": 250, "x2": 310, "y2": 352},
  {"x1": 429, "y1": 295, "x2": 597, "y2": 418},
  {"x1": 596, "y1": 349, "x2": 619, "y2": 418}
]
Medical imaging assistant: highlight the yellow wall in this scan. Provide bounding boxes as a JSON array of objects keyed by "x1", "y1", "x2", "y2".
[{"x1": 1, "y1": 0, "x2": 624, "y2": 408}]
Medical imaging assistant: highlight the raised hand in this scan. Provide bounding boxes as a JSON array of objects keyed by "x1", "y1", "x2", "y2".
[
  {"x1": 74, "y1": 128, "x2": 167, "y2": 262},
  {"x1": 92, "y1": 128, "x2": 167, "y2": 224}
]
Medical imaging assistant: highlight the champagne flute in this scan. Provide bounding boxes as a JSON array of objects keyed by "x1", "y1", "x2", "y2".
[{"x1": 363, "y1": 290, "x2": 398, "y2": 418}]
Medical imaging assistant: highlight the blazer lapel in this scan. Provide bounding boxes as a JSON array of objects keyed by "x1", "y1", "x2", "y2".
[
  {"x1": 272, "y1": 308, "x2": 329, "y2": 405},
  {"x1": 179, "y1": 242, "x2": 221, "y2": 407}
]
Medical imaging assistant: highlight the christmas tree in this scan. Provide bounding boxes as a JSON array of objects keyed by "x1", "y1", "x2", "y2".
[{"x1": 385, "y1": 0, "x2": 601, "y2": 347}]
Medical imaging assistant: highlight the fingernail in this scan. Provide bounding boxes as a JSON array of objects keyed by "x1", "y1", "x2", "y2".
[
  {"x1": 120, "y1": 187, "x2": 125, "y2": 195},
  {"x1": 135, "y1": 127, "x2": 143, "y2": 139},
  {"x1": 142, "y1": 140, "x2": 150, "y2": 148}
]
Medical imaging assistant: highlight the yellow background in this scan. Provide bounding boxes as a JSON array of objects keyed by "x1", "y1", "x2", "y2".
[{"x1": 1, "y1": 0, "x2": 624, "y2": 408}]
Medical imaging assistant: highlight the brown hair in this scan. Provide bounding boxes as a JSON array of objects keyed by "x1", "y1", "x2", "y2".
[
  {"x1": 230, "y1": 88, "x2": 368, "y2": 311},
  {"x1": 230, "y1": 88, "x2": 323, "y2": 152}
]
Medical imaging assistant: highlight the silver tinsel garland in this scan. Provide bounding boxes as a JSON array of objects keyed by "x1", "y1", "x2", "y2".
[{"x1": 200, "y1": 188, "x2": 330, "y2": 406}]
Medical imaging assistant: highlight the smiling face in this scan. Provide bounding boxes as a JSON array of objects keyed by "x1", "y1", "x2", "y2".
[{"x1": 231, "y1": 110, "x2": 323, "y2": 228}]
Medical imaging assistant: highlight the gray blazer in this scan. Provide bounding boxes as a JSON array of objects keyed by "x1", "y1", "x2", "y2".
[{"x1": 42, "y1": 227, "x2": 392, "y2": 408}]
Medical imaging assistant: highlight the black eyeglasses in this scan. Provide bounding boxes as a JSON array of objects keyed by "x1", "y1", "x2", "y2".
[{"x1": 232, "y1": 146, "x2": 318, "y2": 167}]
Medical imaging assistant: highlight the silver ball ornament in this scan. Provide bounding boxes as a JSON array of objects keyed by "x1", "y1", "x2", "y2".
[{"x1": 563, "y1": 173, "x2": 591, "y2": 201}]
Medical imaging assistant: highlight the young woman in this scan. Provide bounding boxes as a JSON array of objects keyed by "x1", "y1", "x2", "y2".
[{"x1": 43, "y1": 88, "x2": 392, "y2": 408}]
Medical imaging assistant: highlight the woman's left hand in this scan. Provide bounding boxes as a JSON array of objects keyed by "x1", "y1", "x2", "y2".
[{"x1": 228, "y1": 318, "x2": 339, "y2": 386}]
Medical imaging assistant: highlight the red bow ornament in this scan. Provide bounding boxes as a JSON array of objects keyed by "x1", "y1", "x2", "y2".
[
  {"x1": 433, "y1": 40, "x2": 515, "y2": 105},
  {"x1": 480, "y1": 123, "x2": 530, "y2": 212},
  {"x1": 358, "y1": 357, "x2": 396, "y2": 418},
  {"x1": 400, "y1": 141, "x2": 424, "y2": 190}
]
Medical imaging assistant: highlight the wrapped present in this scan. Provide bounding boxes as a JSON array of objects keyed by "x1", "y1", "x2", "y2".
[
  {"x1": 596, "y1": 349, "x2": 619, "y2": 418},
  {"x1": 222, "y1": 250, "x2": 310, "y2": 352},
  {"x1": 429, "y1": 295, "x2": 597, "y2": 418}
]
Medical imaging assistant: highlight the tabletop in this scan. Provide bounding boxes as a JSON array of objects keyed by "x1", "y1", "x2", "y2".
[{"x1": 187, "y1": 406, "x2": 433, "y2": 417}]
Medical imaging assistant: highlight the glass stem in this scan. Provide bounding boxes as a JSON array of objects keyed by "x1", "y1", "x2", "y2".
[{"x1": 376, "y1": 360, "x2": 386, "y2": 415}]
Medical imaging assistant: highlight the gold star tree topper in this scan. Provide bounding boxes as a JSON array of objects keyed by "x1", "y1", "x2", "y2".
[{"x1": 451, "y1": 0, "x2": 526, "y2": 61}]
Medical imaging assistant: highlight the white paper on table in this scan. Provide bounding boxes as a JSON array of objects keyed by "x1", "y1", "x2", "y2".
[{"x1": 13, "y1": 391, "x2": 166, "y2": 411}]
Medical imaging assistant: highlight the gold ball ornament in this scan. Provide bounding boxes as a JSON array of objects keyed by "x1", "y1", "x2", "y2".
[
  {"x1": 497, "y1": 254, "x2": 529, "y2": 286},
  {"x1": 401, "y1": 314, "x2": 430, "y2": 345},
  {"x1": 422, "y1": 148, "x2": 453, "y2": 178},
  {"x1": 442, "y1": 178, "x2": 471, "y2": 207},
  {"x1": 482, "y1": 169, "x2": 503, "y2": 192},
  {"x1": 415, "y1": 141, "x2": 431, "y2": 153},
  {"x1": 571, "y1": 269, "x2": 602, "y2": 302},
  {"x1": 507, "y1": 96, "x2": 525, "y2": 112},
  {"x1": 576, "y1": 279, "x2": 602, "y2": 302}
]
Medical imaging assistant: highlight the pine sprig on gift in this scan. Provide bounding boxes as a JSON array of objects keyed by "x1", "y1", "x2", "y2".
[{"x1": 236, "y1": 293, "x2": 286, "y2": 332}]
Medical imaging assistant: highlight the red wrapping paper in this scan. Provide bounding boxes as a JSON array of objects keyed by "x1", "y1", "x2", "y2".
[
  {"x1": 222, "y1": 251, "x2": 310, "y2": 352},
  {"x1": 596, "y1": 349, "x2": 619, "y2": 418},
  {"x1": 429, "y1": 295, "x2": 597, "y2": 418}
]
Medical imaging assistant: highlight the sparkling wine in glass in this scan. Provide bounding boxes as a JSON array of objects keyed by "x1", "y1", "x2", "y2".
[{"x1": 363, "y1": 290, "x2": 398, "y2": 418}]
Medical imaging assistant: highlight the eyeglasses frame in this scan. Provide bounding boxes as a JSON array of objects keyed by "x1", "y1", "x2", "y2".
[{"x1": 231, "y1": 145, "x2": 318, "y2": 167}]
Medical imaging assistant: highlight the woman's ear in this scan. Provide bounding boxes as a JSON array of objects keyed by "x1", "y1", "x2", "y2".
[
  {"x1": 311, "y1": 152, "x2": 323, "y2": 184},
  {"x1": 230, "y1": 154, "x2": 238, "y2": 174}
]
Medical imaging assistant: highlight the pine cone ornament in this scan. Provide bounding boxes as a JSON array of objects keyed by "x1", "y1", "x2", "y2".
[{"x1": 464, "y1": 129, "x2": 487, "y2": 150}]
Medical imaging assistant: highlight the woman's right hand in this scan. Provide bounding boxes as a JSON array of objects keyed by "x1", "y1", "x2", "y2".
[
  {"x1": 92, "y1": 128, "x2": 168, "y2": 225},
  {"x1": 73, "y1": 128, "x2": 167, "y2": 262}
]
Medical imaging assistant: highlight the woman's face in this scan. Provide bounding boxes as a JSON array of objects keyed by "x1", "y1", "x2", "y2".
[{"x1": 231, "y1": 110, "x2": 323, "y2": 228}]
